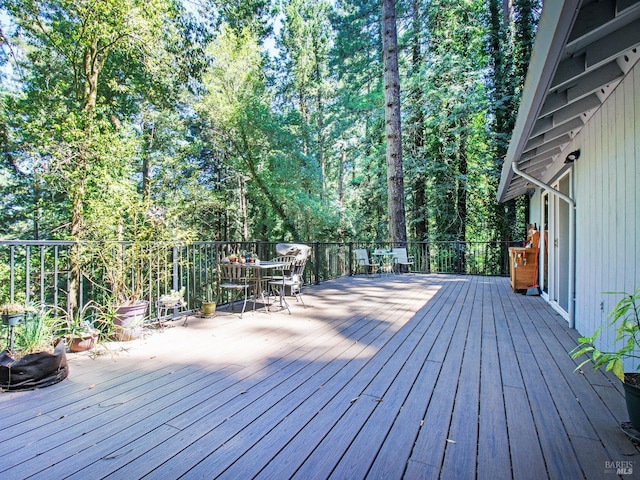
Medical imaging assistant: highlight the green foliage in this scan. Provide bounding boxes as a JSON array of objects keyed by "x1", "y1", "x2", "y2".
[
  {"x1": 571, "y1": 287, "x2": 640, "y2": 381},
  {"x1": 0, "y1": 0, "x2": 536, "y2": 245},
  {"x1": 203, "y1": 283, "x2": 217, "y2": 303},
  {"x1": 1, "y1": 306, "x2": 60, "y2": 355},
  {"x1": 485, "y1": 0, "x2": 540, "y2": 243},
  {"x1": 215, "y1": 0, "x2": 273, "y2": 39},
  {"x1": 47, "y1": 301, "x2": 100, "y2": 340},
  {"x1": 328, "y1": 0, "x2": 385, "y2": 241},
  {"x1": 405, "y1": 0, "x2": 490, "y2": 242}
]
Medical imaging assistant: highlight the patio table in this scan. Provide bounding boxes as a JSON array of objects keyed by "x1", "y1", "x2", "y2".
[
  {"x1": 371, "y1": 250, "x2": 396, "y2": 275},
  {"x1": 235, "y1": 260, "x2": 291, "y2": 312}
]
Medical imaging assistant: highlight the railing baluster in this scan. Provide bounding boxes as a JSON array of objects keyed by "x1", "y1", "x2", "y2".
[
  {"x1": 25, "y1": 245, "x2": 30, "y2": 304},
  {"x1": 54, "y1": 245, "x2": 59, "y2": 307},
  {"x1": 40, "y1": 246, "x2": 45, "y2": 304},
  {"x1": 9, "y1": 245, "x2": 15, "y2": 302}
]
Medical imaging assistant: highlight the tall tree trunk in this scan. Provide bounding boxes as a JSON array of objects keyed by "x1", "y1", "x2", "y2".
[
  {"x1": 338, "y1": 147, "x2": 346, "y2": 206},
  {"x1": 299, "y1": 87, "x2": 308, "y2": 157},
  {"x1": 83, "y1": 40, "x2": 101, "y2": 113},
  {"x1": 381, "y1": 0, "x2": 406, "y2": 245},
  {"x1": 142, "y1": 122, "x2": 154, "y2": 201},
  {"x1": 486, "y1": 0, "x2": 538, "y2": 247},
  {"x1": 311, "y1": 32, "x2": 327, "y2": 201},
  {"x1": 69, "y1": 40, "x2": 106, "y2": 312},
  {"x1": 457, "y1": 139, "x2": 467, "y2": 243},
  {"x1": 238, "y1": 176, "x2": 248, "y2": 241},
  {"x1": 408, "y1": 0, "x2": 427, "y2": 241},
  {"x1": 68, "y1": 174, "x2": 85, "y2": 312},
  {"x1": 457, "y1": 131, "x2": 468, "y2": 272},
  {"x1": 315, "y1": 61, "x2": 325, "y2": 199}
]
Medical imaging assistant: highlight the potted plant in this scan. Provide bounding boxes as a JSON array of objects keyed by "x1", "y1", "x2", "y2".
[
  {"x1": 0, "y1": 305, "x2": 69, "y2": 391},
  {"x1": 112, "y1": 299, "x2": 148, "y2": 341},
  {"x1": 53, "y1": 302, "x2": 101, "y2": 353},
  {"x1": 156, "y1": 287, "x2": 187, "y2": 325},
  {"x1": 201, "y1": 284, "x2": 217, "y2": 317},
  {"x1": 87, "y1": 198, "x2": 176, "y2": 341},
  {"x1": 157, "y1": 287, "x2": 185, "y2": 309},
  {"x1": 571, "y1": 286, "x2": 640, "y2": 430},
  {"x1": 94, "y1": 239, "x2": 154, "y2": 341}
]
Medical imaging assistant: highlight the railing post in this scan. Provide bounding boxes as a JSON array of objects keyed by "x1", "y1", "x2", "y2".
[
  {"x1": 425, "y1": 241, "x2": 431, "y2": 274},
  {"x1": 78, "y1": 246, "x2": 84, "y2": 311},
  {"x1": 40, "y1": 247, "x2": 45, "y2": 305},
  {"x1": 25, "y1": 245, "x2": 30, "y2": 304},
  {"x1": 9, "y1": 246, "x2": 15, "y2": 302},
  {"x1": 172, "y1": 245, "x2": 179, "y2": 292},
  {"x1": 348, "y1": 242, "x2": 354, "y2": 276},
  {"x1": 313, "y1": 241, "x2": 320, "y2": 284},
  {"x1": 54, "y1": 245, "x2": 59, "y2": 308}
]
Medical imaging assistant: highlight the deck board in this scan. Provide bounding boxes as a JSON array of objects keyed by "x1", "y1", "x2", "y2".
[
  {"x1": 1, "y1": 274, "x2": 639, "y2": 479},
  {"x1": 476, "y1": 279, "x2": 511, "y2": 480},
  {"x1": 441, "y1": 277, "x2": 481, "y2": 480},
  {"x1": 404, "y1": 278, "x2": 470, "y2": 474}
]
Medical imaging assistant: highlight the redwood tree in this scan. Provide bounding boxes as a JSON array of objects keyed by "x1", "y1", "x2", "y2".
[{"x1": 381, "y1": 0, "x2": 407, "y2": 245}]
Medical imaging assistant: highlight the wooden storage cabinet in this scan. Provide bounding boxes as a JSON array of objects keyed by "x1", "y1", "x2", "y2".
[{"x1": 508, "y1": 247, "x2": 537, "y2": 291}]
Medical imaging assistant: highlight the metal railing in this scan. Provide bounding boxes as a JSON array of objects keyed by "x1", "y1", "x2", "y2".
[{"x1": 0, "y1": 240, "x2": 517, "y2": 323}]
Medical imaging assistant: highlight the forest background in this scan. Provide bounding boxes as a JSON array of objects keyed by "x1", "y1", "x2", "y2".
[{"x1": 0, "y1": 0, "x2": 540, "y2": 246}]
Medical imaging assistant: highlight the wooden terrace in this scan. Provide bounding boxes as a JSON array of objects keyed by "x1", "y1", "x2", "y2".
[{"x1": 1, "y1": 274, "x2": 639, "y2": 479}]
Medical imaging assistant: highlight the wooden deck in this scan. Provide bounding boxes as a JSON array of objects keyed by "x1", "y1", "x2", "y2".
[{"x1": 1, "y1": 274, "x2": 639, "y2": 479}]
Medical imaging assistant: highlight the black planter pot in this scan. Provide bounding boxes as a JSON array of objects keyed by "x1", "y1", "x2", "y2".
[
  {"x1": 0, "y1": 340, "x2": 69, "y2": 391},
  {"x1": 2, "y1": 312, "x2": 25, "y2": 326},
  {"x1": 623, "y1": 373, "x2": 640, "y2": 431},
  {"x1": 113, "y1": 301, "x2": 148, "y2": 341}
]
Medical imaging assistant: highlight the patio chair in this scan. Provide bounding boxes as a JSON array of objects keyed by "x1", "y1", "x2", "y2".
[
  {"x1": 355, "y1": 249, "x2": 378, "y2": 275},
  {"x1": 265, "y1": 255, "x2": 297, "y2": 282},
  {"x1": 392, "y1": 247, "x2": 415, "y2": 274},
  {"x1": 268, "y1": 256, "x2": 309, "y2": 313},
  {"x1": 219, "y1": 263, "x2": 252, "y2": 318}
]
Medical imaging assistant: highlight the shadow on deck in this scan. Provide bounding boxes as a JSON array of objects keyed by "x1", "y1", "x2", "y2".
[{"x1": 0, "y1": 274, "x2": 638, "y2": 479}]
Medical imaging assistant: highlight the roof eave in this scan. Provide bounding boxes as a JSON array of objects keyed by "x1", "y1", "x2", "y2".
[{"x1": 497, "y1": 1, "x2": 583, "y2": 203}]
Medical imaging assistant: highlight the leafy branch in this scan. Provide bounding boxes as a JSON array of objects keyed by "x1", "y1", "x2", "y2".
[{"x1": 571, "y1": 286, "x2": 640, "y2": 381}]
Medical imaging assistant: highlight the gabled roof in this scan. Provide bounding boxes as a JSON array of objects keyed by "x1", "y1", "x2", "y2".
[{"x1": 497, "y1": 0, "x2": 640, "y2": 202}]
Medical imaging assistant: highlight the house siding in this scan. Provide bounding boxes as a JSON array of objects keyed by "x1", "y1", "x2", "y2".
[{"x1": 568, "y1": 61, "x2": 639, "y2": 362}]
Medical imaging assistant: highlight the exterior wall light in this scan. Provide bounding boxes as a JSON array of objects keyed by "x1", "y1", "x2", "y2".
[{"x1": 564, "y1": 149, "x2": 580, "y2": 163}]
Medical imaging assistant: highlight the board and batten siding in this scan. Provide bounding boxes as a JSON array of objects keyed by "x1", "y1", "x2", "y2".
[{"x1": 571, "y1": 59, "x2": 640, "y2": 365}]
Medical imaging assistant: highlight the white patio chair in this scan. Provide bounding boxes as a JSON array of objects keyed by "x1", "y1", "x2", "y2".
[
  {"x1": 355, "y1": 249, "x2": 378, "y2": 275},
  {"x1": 392, "y1": 247, "x2": 415, "y2": 274}
]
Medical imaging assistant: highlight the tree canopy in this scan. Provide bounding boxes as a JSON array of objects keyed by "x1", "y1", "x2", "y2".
[{"x1": 0, "y1": 0, "x2": 540, "y2": 243}]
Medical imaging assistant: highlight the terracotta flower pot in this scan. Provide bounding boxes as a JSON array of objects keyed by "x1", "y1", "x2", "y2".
[{"x1": 68, "y1": 333, "x2": 97, "y2": 353}]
